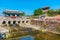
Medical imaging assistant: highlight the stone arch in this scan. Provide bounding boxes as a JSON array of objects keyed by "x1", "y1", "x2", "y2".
[
  {"x1": 8, "y1": 21, "x2": 11, "y2": 24},
  {"x1": 18, "y1": 21, "x2": 20, "y2": 23},
  {"x1": 13, "y1": 20, "x2": 16, "y2": 24},
  {"x1": 2, "y1": 21, "x2": 6, "y2": 24}
]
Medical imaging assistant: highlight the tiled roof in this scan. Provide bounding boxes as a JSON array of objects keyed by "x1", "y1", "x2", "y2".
[{"x1": 3, "y1": 10, "x2": 23, "y2": 14}]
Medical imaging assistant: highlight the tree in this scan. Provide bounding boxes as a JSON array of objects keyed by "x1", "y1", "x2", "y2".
[
  {"x1": 34, "y1": 8, "x2": 44, "y2": 16},
  {"x1": 20, "y1": 12, "x2": 25, "y2": 16},
  {"x1": 57, "y1": 9, "x2": 60, "y2": 15},
  {"x1": 47, "y1": 9, "x2": 60, "y2": 16},
  {"x1": 47, "y1": 10, "x2": 57, "y2": 16}
]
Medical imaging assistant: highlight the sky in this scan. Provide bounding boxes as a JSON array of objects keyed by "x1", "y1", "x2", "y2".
[{"x1": 0, "y1": 0, "x2": 60, "y2": 16}]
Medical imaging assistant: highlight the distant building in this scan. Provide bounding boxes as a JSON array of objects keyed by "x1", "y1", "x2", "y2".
[
  {"x1": 3, "y1": 10, "x2": 23, "y2": 17},
  {"x1": 42, "y1": 6, "x2": 50, "y2": 12},
  {"x1": 0, "y1": 10, "x2": 30, "y2": 26}
]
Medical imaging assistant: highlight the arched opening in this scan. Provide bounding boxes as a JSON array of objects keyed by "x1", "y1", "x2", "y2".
[
  {"x1": 18, "y1": 21, "x2": 20, "y2": 23},
  {"x1": 2, "y1": 21, "x2": 6, "y2": 24},
  {"x1": 8, "y1": 14, "x2": 10, "y2": 16},
  {"x1": 13, "y1": 21, "x2": 17, "y2": 27},
  {"x1": 13, "y1": 14, "x2": 15, "y2": 16},
  {"x1": 17, "y1": 14, "x2": 19, "y2": 16},
  {"x1": 26, "y1": 21, "x2": 28, "y2": 23},
  {"x1": 8, "y1": 21, "x2": 11, "y2": 24},
  {"x1": 13, "y1": 21, "x2": 16, "y2": 24},
  {"x1": 22, "y1": 21, "x2": 24, "y2": 23}
]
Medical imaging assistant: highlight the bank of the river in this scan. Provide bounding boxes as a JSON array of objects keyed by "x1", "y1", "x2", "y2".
[{"x1": 4, "y1": 31, "x2": 60, "y2": 40}]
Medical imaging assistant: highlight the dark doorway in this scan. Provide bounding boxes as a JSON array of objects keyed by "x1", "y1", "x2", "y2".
[
  {"x1": 8, "y1": 21, "x2": 11, "y2": 24},
  {"x1": 22, "y1": 21, "x2": 24, "y2": 23},
  {"x1": 18, "y1": 21, "x2": 20, "y2": 23},
  {"x1": 2, "y1": 21, "x2": 6, "y2": 24},
  {"x1": 26, "y1": 21, "x2": 28, "y2": 23},
  {"x1": 13, "y1": 21, "x2": 16, "y2": 24},
  {"x1": 13, "y1": 14, "x2": 15, "y2": 16}
]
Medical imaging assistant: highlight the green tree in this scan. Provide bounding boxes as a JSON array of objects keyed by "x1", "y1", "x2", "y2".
[
  {"x1": 47, "y1": 10, "x2": 57, "y2": 16},
  {"x1": 34, "y1": 8, "x2": 44, "y2": 16},
  {"x1": 57, "y1": 9, "x2": 60, "y2": 15},
  {"x1": 20, "y1": 12, "x2": 25, "y2": 16}
]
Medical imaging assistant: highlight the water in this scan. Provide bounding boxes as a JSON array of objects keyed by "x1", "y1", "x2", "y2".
[
  {"x1": 20, "y1": 35, "x2": 34, "y2": 40},
  {"x1": 2, "y1": 35, "x2": 34, "y2": 40}
]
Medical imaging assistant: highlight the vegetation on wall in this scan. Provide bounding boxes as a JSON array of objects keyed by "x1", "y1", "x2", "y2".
[
  {"x1": 20, "y1": 12, "x2": 25, "y2": 16},
  {"x1": 33, "y1": 8, "x2": 60, "y2": 16},
  {"x1": 33, "y1": 8, "x2": 44, "y2": 16}
]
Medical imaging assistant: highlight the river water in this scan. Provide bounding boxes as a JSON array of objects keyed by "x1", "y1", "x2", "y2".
[
  {"x1": 20, "y1": 35, "x2": 34, "y2": 40},
  {"x1": 4, "y1": 35, "x2": 34, "y2": 40}
]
